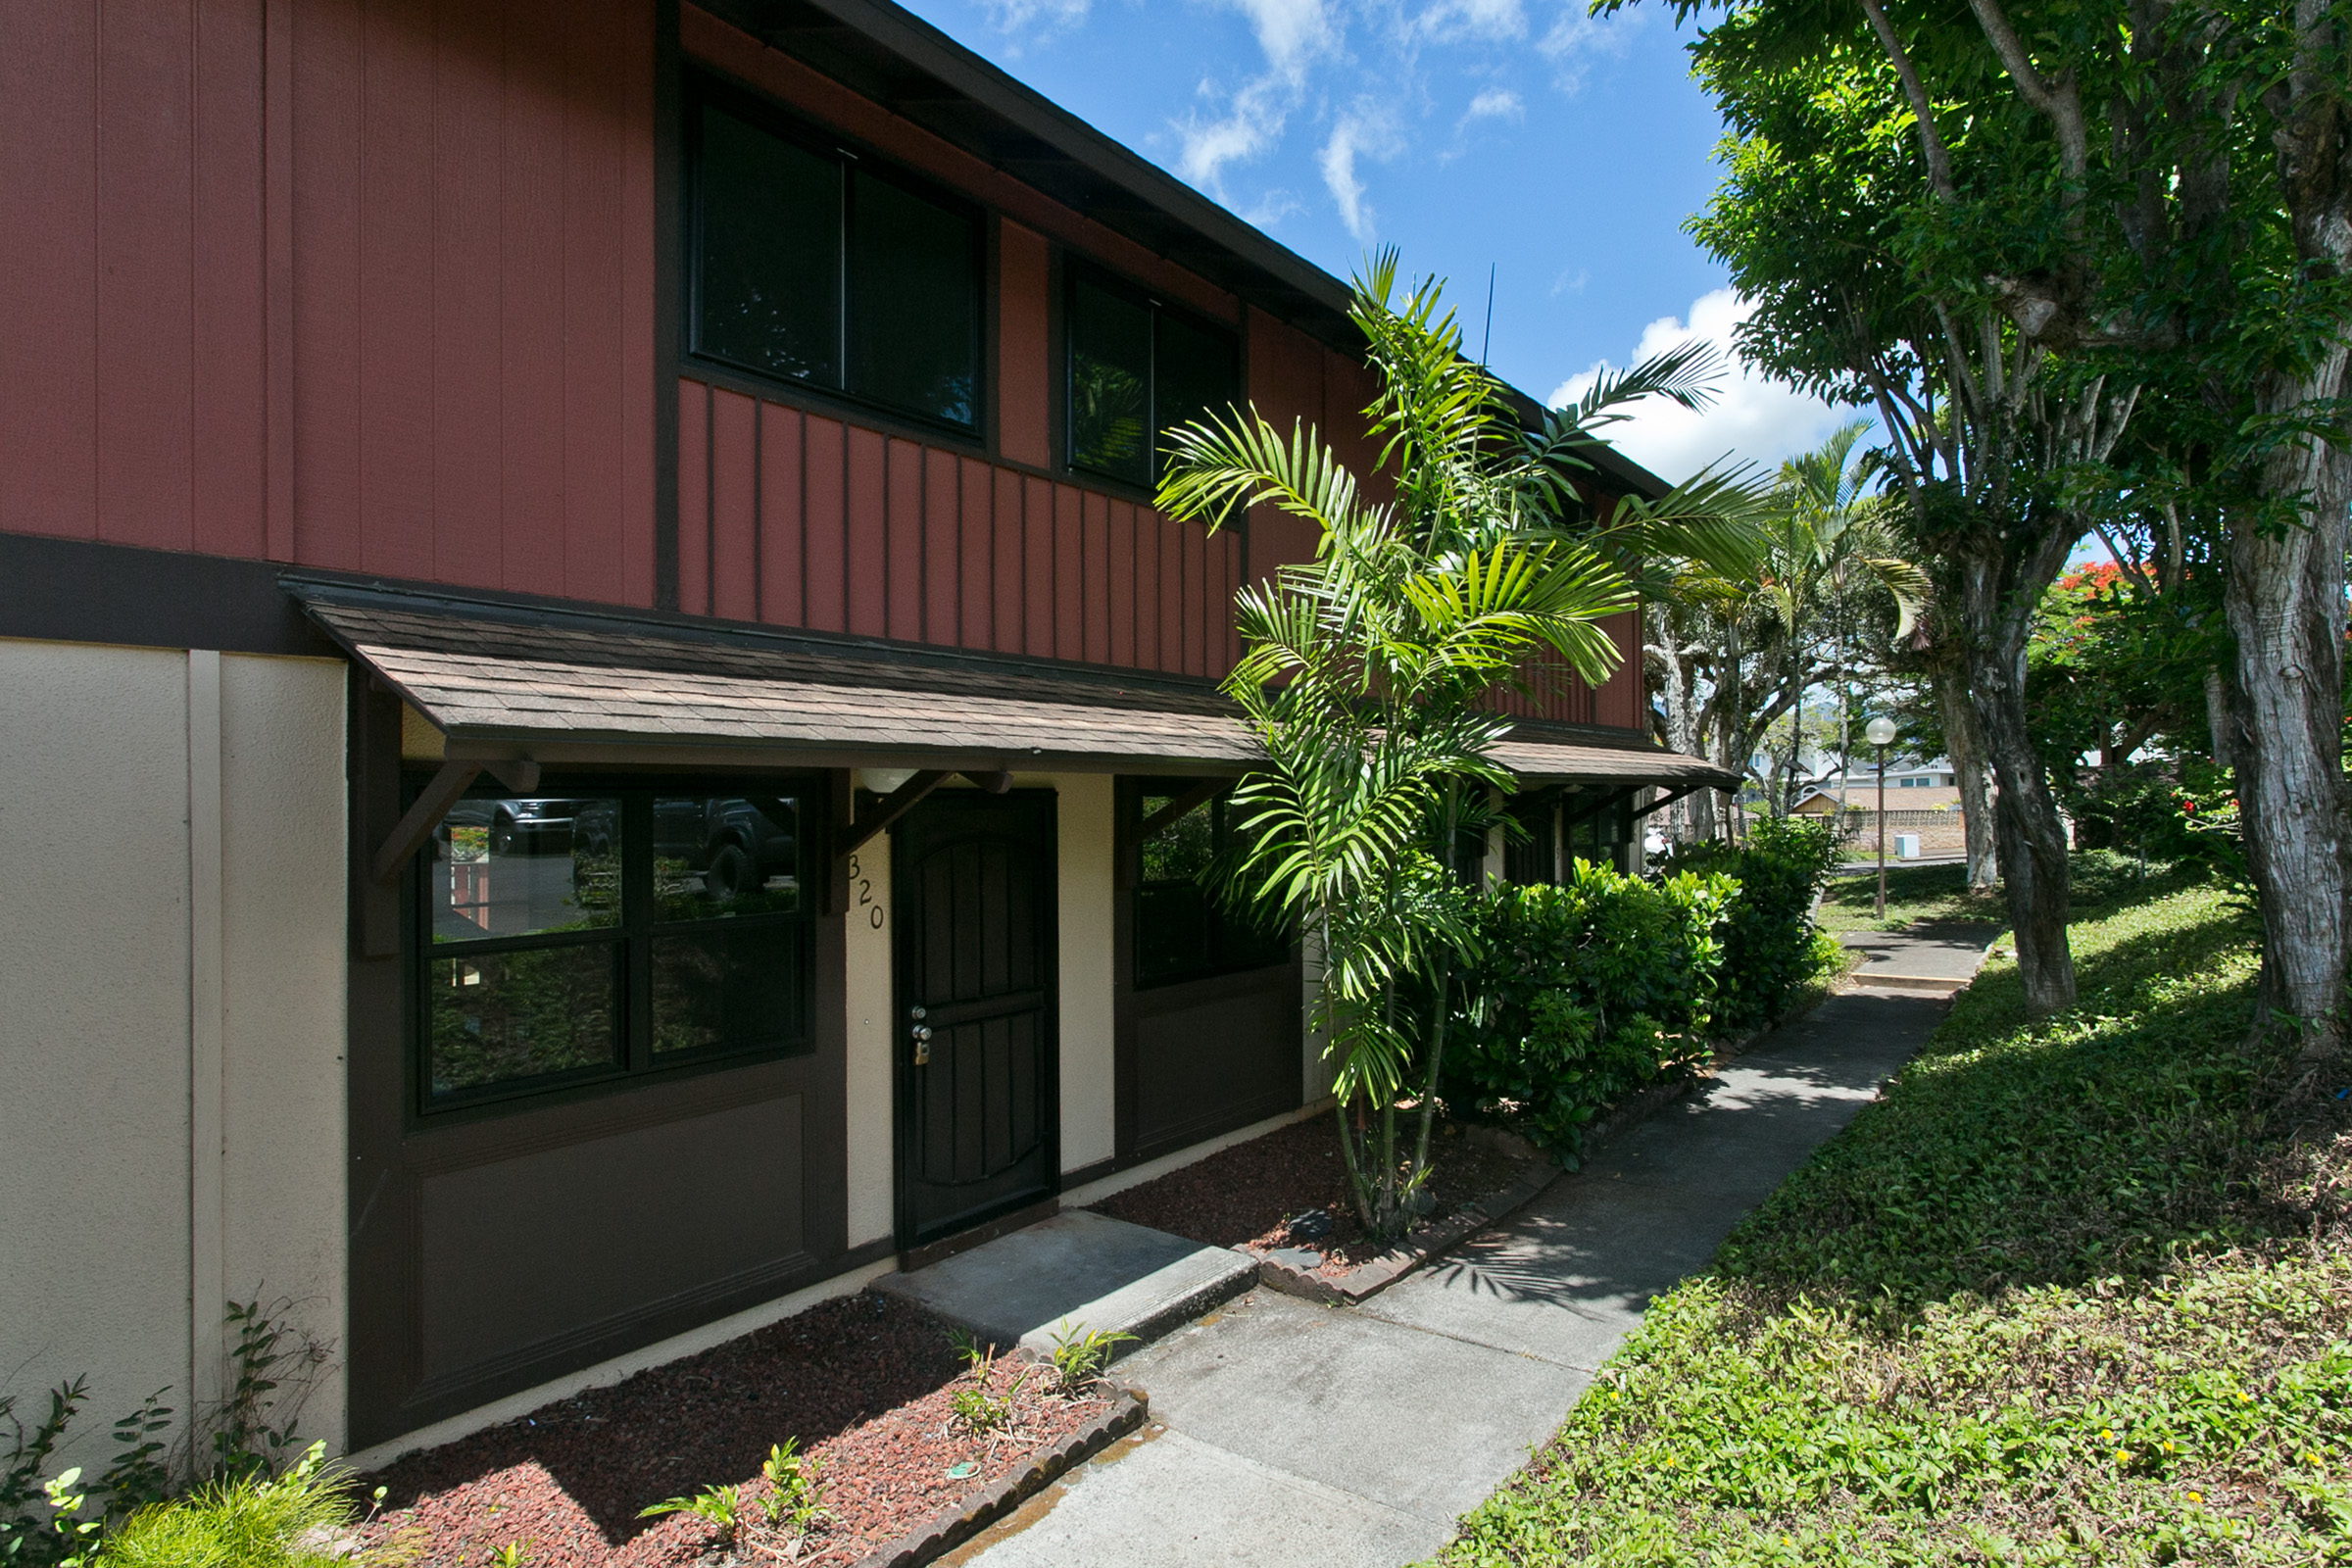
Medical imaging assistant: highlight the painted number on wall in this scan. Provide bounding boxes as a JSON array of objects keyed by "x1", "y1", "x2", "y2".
[{"x1": 848, "y1": 854, "x2": 884, "y2": 929}]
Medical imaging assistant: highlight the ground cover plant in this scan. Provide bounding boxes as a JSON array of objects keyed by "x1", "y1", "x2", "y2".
[{"x1": 1437, "y1": 859, "x2": 2352, "y2": 1565}]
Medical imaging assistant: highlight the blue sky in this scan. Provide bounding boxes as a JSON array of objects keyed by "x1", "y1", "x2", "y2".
[{"x1": 900, "y1": 0, "x2": 1854, "y2": 481}]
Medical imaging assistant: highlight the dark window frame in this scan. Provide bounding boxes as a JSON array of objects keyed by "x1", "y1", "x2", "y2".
[
  {"x1": 1062, "y1": 262, "x2": 1241, "y2": 491},
  {"x1": 682, "y1": 70, "x2": 987, "y2": 438},
  {"x1": 1126, "y1": 777, "x2": 1292, "y2": 991},
  {"x1": 406, "y1": 771, "x2": 824, "y2": 1120}
]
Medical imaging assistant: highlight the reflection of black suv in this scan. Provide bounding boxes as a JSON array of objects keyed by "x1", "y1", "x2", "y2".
[
  {"x1": 662, "y1": 796, "x2": 797, "y2": 901},
  {"x1": 441, "y1": 797, "x2": 586, "y2": 856},
  {"x1": 566, "y1": 797, "x2": 797, "y2": 902}
]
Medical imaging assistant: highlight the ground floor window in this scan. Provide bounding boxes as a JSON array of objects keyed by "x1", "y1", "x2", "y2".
[
  {"x1": 413, "y1": 779, "x2": 815, "y2": 1112},
  {"x1": 1503, "y1": 796, "x2": 1557, "y2": 885},
  {"x1": 1128, "y1": 778, "x2": 1291, "y2": 988},
  {"x1": 1562, "y1": 790, "x2": 1635, "y2": 868}
]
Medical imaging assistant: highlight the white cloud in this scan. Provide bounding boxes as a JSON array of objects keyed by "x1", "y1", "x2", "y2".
[
  {"x1": 1224, "y1": 0, "x2": 1337, "y2": 71},
  {"x1": 1176, "y1": 74, "x2": 1298, "y2": 192},
  {"x1": 1538, "y1": 2, "x2": 1637, "y2": 92},
  {"x1": 1406, "y1": 0, "x2": 1527, "y2": 46},
  {"x1": 1172, "y1": 0, "x2": 1339, "y2": 196},
  {"x1": 978, "y1": 0, "x2": 1091, "y2": 34},
  {"x1": 1318, "y1": 105, "x2": 1400, "y2": 239},
  {"x1": 1547, "y1": 288, "x2": 1857, "y2": 484},
  {"x1": 1461, "y1": 86, "x2": 1523, "y2": 122}
]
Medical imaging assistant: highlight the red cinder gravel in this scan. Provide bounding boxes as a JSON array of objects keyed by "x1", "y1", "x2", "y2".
[
  {"x1": 353, "y1": 1293, "x2": 1108, "y2": 1568},
  {"x1": 1089, "y1": 1114, "x2": 1529, "y2": 1277}
]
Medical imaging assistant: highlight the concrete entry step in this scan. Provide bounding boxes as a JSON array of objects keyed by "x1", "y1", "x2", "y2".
[
  {"x1": 871, "y1": 1209, "x2": 1257, "y2": 1362},
  {"x1": 1851, "y1": 972, "x2": 1965, "y2": 994}
]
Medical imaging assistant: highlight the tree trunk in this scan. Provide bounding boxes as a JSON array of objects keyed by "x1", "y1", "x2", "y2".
[
  {"x1": 1938, "y1": 665, "x2": 1999, "y2": 890},
  {"x1": 2224, "y1": 378, "x2": 2350, "y2": 1049},
  {"x1": 1958, "y1": 535, "x2": 2077, "y2": 1013}
]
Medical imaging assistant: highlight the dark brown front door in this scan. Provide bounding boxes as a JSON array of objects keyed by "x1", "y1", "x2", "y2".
[{"x1": 893, "y1": 790, "x2": 1058, "y2": 1247}]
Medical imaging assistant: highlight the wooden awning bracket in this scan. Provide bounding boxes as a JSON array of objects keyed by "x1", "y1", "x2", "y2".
[
  {"x1": 1137, "y1": 777, "x2": 1227, "y2": 844},
  {"x1": 368, "y1": 756, "x2": 542, "y2": 886},
  {"x1": 1628, "y1": 782, "x2": 1707, "y2": 824},
  {"x1": 836, "y1": 770, "x2": 950, "y2": 862}
]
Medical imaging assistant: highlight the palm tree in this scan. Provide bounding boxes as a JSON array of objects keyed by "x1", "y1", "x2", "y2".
[
  {"x1": 1757, "y1": 422, "x2": 1927, "y2": 816},
  {"x1": 1155, "y1": 251, "x2": 1767, "y2": 1236}
]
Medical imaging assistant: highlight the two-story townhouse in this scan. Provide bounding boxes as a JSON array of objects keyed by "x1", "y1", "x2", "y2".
[{"x1": 0, "y1": 0, "x2": 1732, "y2": 1463}]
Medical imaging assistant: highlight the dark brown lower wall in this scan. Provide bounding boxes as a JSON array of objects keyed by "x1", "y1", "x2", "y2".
[
  {"x1": 1117, "y1": 960, "x2": 1302, "y2": 1166},
  {"x1": 344, "y1": 684, "x2": 853, "y2": 1452}
]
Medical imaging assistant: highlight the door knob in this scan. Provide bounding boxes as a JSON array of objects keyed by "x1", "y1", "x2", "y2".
[{"x1": 911, "y1": 1021, "x2": 933, "y2": 1066}]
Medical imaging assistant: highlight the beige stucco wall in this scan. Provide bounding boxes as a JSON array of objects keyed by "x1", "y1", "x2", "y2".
[
  {"x1": 842, "y1": 828, "x2": 896, "y2": 1250},
  {"x1": 1052, "y1": 774, "x2": 1115, "y2": 1175},
  {"x1": 0, "y1": 641, "x2": 348, "y2": 1465}
]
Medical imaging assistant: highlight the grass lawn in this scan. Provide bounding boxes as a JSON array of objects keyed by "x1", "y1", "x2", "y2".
[
  {"x1": 1438, "y1": 863, "x2": 2352, "y2": 1565},
  {"x1": 1815, "y1": 850, "x2": 2183, "y2": 934}
]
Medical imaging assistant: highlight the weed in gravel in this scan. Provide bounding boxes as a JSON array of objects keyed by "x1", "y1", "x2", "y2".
[
  {"x1": 635, "y1": 1484, "x2": 743, "y2": 1551},
  {"x1": 947, "y1": 1386, "x2": 1012, "y2": 1439},
  {"x1": 756, "y1": 1440, "x2": 827, "y2": 1536},
  {"x1": 1044, "y1": 1323, "x2": 1134, "y2": 1396},
  {"x1": 485, "y1": 1541, "x2": 530, "y2": 1567}
]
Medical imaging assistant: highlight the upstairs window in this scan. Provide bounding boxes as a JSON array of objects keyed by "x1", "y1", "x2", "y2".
[
  {"x1": 690, "y1": 85, "x2": 980, "y2": 431},
  {"x1": 1067, "y1": 270, "x2": 1240, "y2": 488}
]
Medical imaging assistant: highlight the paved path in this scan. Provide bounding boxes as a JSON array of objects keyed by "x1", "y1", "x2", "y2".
[
  {"x1": 1840, "y1": 920, "x2": 2000, "y2": 992},
  {"x1": 956, "y1": 967, "x2": 1964, "y2": 1568}
]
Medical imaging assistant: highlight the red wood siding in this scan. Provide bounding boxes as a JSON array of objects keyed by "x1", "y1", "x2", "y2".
[
  {"x1": 677, "y1": 375, "x2": 1248, "y2": 679},
  {"x1": 998, "y1": 222, "x2": 1052, "y2": 468},
  {"x1": 0, "y1": 0, "x2": 658, "y2": 604}
]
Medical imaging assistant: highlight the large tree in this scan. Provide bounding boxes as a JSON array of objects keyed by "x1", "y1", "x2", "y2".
[{"x1": 1654, "y1": 0, "x2": 2352, "y2": 1032}]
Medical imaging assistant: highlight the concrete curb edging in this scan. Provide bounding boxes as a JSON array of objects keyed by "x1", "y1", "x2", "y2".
[
  {"x1": 844, "y1": 1385, "x2": 1150, "y2": 1568},
  {"x1": 1253, "y1": 1157, "x2": 1565, "y2": 1306}
]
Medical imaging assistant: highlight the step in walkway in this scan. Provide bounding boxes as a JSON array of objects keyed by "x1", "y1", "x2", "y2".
[
  {"x1": 951, "y1": 981, "x2": 1965, "y2": 1567},
  {"x1": 873, "y1": 1209, "x2": 1256, "y2": 1360},
  {"x1": 1839, "y1": 919, "x2": 2001, "y2": 996}
]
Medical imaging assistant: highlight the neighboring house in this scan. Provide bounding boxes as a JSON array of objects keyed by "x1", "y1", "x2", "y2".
[
  {"x1": 0, "y1": 0, "x2": 1729, "y2": 1463},
  {"x1": 1793, "y1": 762, "x2": 1962, "y2": 814}
]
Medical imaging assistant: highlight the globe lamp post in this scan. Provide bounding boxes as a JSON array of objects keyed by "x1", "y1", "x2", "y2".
[{"x1": 1866, "y1": 715, "x2": 1898, "y2": 917}]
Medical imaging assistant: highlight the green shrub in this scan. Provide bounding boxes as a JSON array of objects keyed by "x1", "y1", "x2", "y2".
[
  {"x1": 1659, "y1": 815, "x2": 1842, "y2": 1030},
  {"x1": 1443, "y1": 860, "x2": 1736, "y2": 1154},
  {"x1": 92, "y1": 1445, "x2": 370, "y2": 1568}
]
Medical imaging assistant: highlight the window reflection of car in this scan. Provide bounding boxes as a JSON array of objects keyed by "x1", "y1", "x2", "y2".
[
  {"x1": 440, "y1": 797, "x2": 586, "y2": 857},
  {"x1": 655, "y1": 796, "x2": 796, "y2": 903}
]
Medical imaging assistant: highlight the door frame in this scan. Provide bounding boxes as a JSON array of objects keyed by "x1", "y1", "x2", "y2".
[{"x1": 888, "y1": 786, "x2": 1060, "y2": 1250}]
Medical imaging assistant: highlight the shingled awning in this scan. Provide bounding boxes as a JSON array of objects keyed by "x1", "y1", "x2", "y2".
[{"x1": 289, "y1": 577, "x2": 1735, "y2": 789}]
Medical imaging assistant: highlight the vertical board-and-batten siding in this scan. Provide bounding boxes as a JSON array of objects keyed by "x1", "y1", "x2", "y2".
[
  {"x1": 676, "y1": 381, "x2": 1244, "y2": 679},
  {"x1": 0, "y1": 0, "x2": 660, "y2": 607}
]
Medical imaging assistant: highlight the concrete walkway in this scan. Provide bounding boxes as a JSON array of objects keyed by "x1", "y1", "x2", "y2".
[
  {"x1": 956, "y1": 962, "x2": 1967, "y2": 1567},
  {"x1": 1840, "y1": 920, "x2": 2001, "y2": 994}
]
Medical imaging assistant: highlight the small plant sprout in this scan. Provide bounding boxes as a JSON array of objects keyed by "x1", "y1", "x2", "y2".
[
  {"x1": 486, "y1": 1541, "x2": 531, "y2": 1567},
  {"x1": 759, "y1": 1440, "x2": 829, "y2": 1535},
  {"x1": 948, "y1": 1385, "x2": 1012, "y2": 1438},
  {"x1": 1045, "y1": 1322, "x2": 1135, "y2": 1396},
  {"x1": 637, "y1": 1483, "x2": 745, "y2": 1549}
]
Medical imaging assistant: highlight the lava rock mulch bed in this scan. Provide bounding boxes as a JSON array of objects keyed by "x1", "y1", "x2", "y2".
[
  {"x1": 1089, "y1": 1113, "x2": 1531, "y2": 1282},
  {"x1": 353, "y1": 1293, "x2": 1112, "y2": 1568}
]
